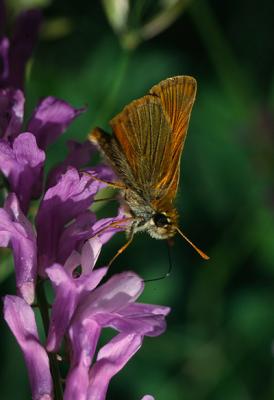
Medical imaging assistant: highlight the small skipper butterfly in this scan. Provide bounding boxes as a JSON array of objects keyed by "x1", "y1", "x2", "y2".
[{"x1": 89, "y1": 76, "x2": 209, "y2": 261}]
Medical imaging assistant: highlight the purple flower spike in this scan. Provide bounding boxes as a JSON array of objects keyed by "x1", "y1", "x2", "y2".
[
  {"x1": 87, "y1": 333, "x2": 142, "y2": 400},
  {"x1": 4, "y1": 295, "x2": 53, "y2": 400},
  {"x1": 0, "y1": 193, "x2": 37, "y2": 303},
  {"x1": 27, "y1": 97, "x2": 85, "y2": 150},
  {"x1": 0, "y1": 132, "x2": 45, "y2": 212},
  {"x1": 0, "y1": 88, "x2": 24, "y2": 139}
]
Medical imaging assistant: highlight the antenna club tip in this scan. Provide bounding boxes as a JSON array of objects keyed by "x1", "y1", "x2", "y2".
[{"x1": 176, "y1": 227, "x2": 209, "y2": 261}]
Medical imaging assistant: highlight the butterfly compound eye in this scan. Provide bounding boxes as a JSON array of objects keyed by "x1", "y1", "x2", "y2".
[{"x1": 153, "y1": 213, "x2": 169, "y2": 227}]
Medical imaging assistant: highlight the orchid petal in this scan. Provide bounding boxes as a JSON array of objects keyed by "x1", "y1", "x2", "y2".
[
  {"x1": 93, "y1": 304, "x2": 170, "y2": 337},
  {"x1": 0, "y1": 132, "x2": 45, "y2": 212},
  {"x1": 76, "y1": 272, "x2": 144, "y2": 321},
  {"x1": 64, "y1": 319, "x2": 101, "y2": 400},
  {"x1": 4, "y1": 295, "x2": 53, "y2": 400},
  {"x1": 57, "y1": 210, "x2": 96, "y2": 265},
  {"x1": 0, "y1": 194, "x2": 37, "y2": 303},
  {"x1": 46, "y1": 261, "x2": 107, "y2": 352},
  {"x1": 87, "y1": 333, "x2": 142, "y2": 400},
  {"x1": 27, "y1": 97, "x2": 85, "y2": 150}
]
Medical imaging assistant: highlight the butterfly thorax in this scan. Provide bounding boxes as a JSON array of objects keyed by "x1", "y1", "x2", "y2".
[{"x1": 123, "y1": 188, "x2": 178, "y2": 239}]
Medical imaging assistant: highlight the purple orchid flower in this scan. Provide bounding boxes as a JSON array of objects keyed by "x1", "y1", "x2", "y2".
[
  {"x1": 1, "y1": 4, "x2": 171, "y2": 398},
  {"x1": 66, "y1": 271, "x2": 169, "y2": 400},
  {"x1": 3, "y1": 223, "x2": 168, "y2": 400}
]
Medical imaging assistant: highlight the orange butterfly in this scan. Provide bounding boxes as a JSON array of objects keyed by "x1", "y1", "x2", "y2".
[{"x1": 89, "y1": 76, "x2": 209, "y2": 261}]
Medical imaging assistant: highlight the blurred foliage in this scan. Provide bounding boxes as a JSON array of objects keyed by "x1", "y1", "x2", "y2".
[{"x1": 1, "y1": 0, "x2": 274, "y2": 399}]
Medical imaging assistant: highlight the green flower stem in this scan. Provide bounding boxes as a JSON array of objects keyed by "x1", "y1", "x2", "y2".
[{"x1": 36, "y1": 279, "x2": 63, "y2": 400}]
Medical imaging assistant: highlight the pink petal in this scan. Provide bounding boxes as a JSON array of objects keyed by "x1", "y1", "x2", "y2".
[
  {"x1": 87, "y1": 333, "x2": 142, "y2": 400},
  {"x1": 0, "y1": 132, "x2": 45, "y2": 212},
  {"x1": 64, "y1": 320, "x2": 101, "y2": 400},
  {"x1": 76, "y1": 272, "x2": 144, "y2": 321},
  {"x1": 27, "y1": 97, "x2": 85, "y2": 150}
]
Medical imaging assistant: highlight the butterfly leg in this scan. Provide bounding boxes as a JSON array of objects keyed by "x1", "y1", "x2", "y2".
[{"x1": 107, "y1": 226, "x2": 135, "y2": 267}]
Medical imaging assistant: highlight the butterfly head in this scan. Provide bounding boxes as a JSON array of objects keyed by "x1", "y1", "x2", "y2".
[
  {"x1": 147, "y1": 209, "x2": 178, "y2": 239},
  {"x1": 148, "y1": 209, "x2": 210, "y2": 260}
]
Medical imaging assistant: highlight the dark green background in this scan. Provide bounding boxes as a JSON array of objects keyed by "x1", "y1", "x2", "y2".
[{"x1": 1, "y1": 0, "x2": 274, "y2": 399}]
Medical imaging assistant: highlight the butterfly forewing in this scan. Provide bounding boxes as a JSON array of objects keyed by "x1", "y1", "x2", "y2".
[{"x1": 109, "y1": 76, "x2": 196, "y2": 203}]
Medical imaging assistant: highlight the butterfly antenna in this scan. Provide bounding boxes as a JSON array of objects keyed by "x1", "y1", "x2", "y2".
[{"x1": 176, "y1": 227, "x2": 209, "y2": 260}]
